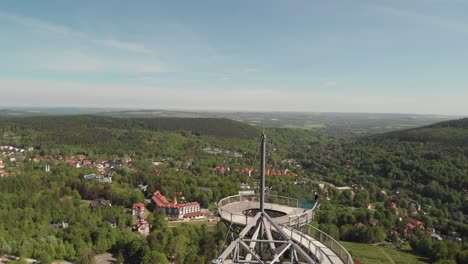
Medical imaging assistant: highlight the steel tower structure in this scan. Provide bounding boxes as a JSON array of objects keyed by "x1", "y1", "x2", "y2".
[{"x1": 213, "y1": 134, "x2": 353, "y2": 264}]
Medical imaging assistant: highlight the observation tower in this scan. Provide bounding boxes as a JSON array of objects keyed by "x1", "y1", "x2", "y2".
[{"x1": 213, "y1": 134, "x2": 353, "y2": 264}]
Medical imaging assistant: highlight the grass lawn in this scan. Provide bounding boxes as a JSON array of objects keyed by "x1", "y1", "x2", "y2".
[{"x1": 340, "y1": 241, "x2": 430, "y2": 264}]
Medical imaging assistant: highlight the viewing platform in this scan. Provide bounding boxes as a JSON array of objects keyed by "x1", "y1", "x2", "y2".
[
  {"x1": 214, "y1": 134, "x2": 353, "y2": 264},
  {"x1": 217, "y1": 194, "x2": 353, "y2": 264},
  {"x1": 218, "y1": 194, "x2": 316, "y2": 227}
]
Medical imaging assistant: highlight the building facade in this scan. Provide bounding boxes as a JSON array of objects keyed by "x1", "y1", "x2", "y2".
[{"x1": 151, "y1": 191, "x2": 202, "y2": 219}]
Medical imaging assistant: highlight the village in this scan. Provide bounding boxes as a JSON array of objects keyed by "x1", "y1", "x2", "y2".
[{"x1": 0, "y1": 142, "x2": 463, "y2": 263}]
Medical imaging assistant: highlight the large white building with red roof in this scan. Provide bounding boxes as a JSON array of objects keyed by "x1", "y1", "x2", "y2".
[{"x1": 152, "y1": 191, "x2": 202, "y2": 219}]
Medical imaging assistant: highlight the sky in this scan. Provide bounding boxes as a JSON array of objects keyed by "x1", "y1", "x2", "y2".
[{"x1": 1, "y1": 0, "x2": 467, "y2": 115}]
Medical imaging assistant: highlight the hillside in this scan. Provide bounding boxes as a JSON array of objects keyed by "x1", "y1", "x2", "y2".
[
  {"x1": 292, "y1": 119, "x2": 468, "y2": 263},
  {"x1": 427, "y1": 117, "x2": 468, "y2": 129},
  {"x1": 0, "y1": 115, "x2": 326, "y2": 263},
  {"x1": 368, "y1": 117, "x2": 468, "y2": 147},
  {"x1": 0, "y1": 108, "x2": 458, "y2": 136},
  {"x1": 352, "y1": 118, "x2": 468, "y2": 191},
  {"x1": 0, "y1": 116, "x2": 259, "y2": 139}
]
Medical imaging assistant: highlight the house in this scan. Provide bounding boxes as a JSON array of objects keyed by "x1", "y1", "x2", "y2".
[
  {"x1": 49, "y1": 221, "x2": 69, "y2": 229},
  {"x1": 0, "y1": 170, "x2": 9, "y2": 177},
  {"x1": 152, "y1": 191, "x2": 201, "y2": 219},
  {"x1": 427, "y1": 227, "x2": 442, "y2": 240},
  {"x1": 76, "y1": 154, "x2": 87, "y2": 160},
  {"x1": 335, "y1": 186, "x2": 352, "y2": 191},
  {"x1": 67, "y1": 160, "x2": 80, "y2": 168},
  {"x1": 354, "y1": 223, "x2": 365, "y2": 228},
  {"x1": 409, "y1": 201, "x2": 421, "y2": 211},
  {"x1": 0, "y1": 160, "x2": 4, "y2": 169},
  {"x1": 82, "y1": 159, "x2": 93, "y2": 166},
  {"x1": 104, "y1": 219, "x2": 117, "y2": 228},
  {"x1": 183, "y1": 211, "x2": 204, "y2": 219},
  {"x1": 404, "y1": 217, "x2": 425, "y2": 235},
  {"x1": 363, "y1": 202, "x2": 372, "y2": 210},
  {"x1": 83, "y1": 173, "x2": 99, "y2": 180},
  {"x1": 44, "y1": 155, "x2": 55, "y2": 160},
  {"x1": 137, "y1": 184, "x2": 148, "y2": 192},
  {"x1": 210, "y1": 166, "x2": 230, "y2": 174},
  {"x1": 83, "y1": 173, "x2": 112, "y2": 183},
  {"x1": 385, "y1": 198, "x2": 397, "y2": 208},
  {"x1": 132, "y1": 203, "x2": 145, "y2": 217},
  {"x1": 90, "y1": 199, "x2": 112, "y2": 207},
  {"x1": 133, "y1": 218, "x2": 151, "y2": 236}
]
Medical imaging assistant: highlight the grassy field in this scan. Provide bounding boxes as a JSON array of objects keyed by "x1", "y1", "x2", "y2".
[
  {"x1": 341, "y1": 241, "x2": 430, "y2": 264},
  {"x1": 282, "y1": 123, "x2": 327, "y2": 130}
]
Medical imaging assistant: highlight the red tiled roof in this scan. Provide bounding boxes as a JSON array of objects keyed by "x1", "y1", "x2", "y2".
[
  {"x1": 404, "y1": 217, "x2": 424, "y2": 226},
  {"x1": 132, "y1": 203, "x2": 145, "y2": 210},
  {"x1": 183, "y1": 211, "x2": 204, "y2": 218},
  {"x1": 152, "y1": 191, "x2": 170, "y2": 205},
  {"x1": 135, "y1": 219, "x2": 150, "y2": 228},
  {"x1": 151, "y1": 191, "x2": 199, "y2": 209}
]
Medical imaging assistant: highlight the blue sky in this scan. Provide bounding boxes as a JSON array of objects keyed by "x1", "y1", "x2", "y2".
[{"x1": 1, "y1": 0, "x2": 467, "y2": 115}]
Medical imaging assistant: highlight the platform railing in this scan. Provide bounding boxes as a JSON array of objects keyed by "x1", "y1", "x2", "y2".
[
  {"x1": 303, "y1": 224, "x2": 353, "y2": 264},
  {"x1": 217, "y1": 195, "x2": 353, "y2": 264},
  {"x1": 218, "y1": 194, "x2": 299, "y2": 207},
  {"x1": 218, "y1": 194, "x2": 309, "y2": 225}
]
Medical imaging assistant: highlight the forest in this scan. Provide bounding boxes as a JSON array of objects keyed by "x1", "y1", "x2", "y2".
[{"x1": 0, "y1": 116, "x2": 467, "y2": 264}]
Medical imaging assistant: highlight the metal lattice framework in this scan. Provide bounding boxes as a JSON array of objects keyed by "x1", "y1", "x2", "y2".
[{"x1": 213, "y1": 134, "x2": 353, "y2": 264}]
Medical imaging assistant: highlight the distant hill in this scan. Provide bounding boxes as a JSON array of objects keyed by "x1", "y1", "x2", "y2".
[
  {"x1": 368, "y1": 118, "x2": 468, "y2": 147},
  {"x1": 0, "y1": 108, "x2": 459, "y2": 136},
  {"x1": 426, "y1": 117, "x2": 468, "y2": 129},
  {"x1": 0, "y1": 115, "x2": 259, "y2": 139},
  {"x1": 0, "y1": 109, "x2": 42, "y2": 116}
]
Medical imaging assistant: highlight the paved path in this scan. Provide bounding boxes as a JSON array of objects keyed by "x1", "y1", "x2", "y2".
[{"x1": 95, "y1": 253, "x2": 117, "y2": 264}]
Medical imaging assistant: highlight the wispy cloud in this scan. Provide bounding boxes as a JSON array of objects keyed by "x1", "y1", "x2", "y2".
[
  {"x1": 375, "y1": 6, "x2": 468, "y2": 34},
  {"x1": 34, "y1": 52, "x2": 167, "y2": 73},
  {"x1": 0, "y1": 11, "x2": 153, "y2": 53}
]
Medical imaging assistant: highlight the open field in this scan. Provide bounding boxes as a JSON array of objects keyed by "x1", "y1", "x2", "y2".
[{"x1": 340, "y1": 241, "x2": 430, "y2": 264}]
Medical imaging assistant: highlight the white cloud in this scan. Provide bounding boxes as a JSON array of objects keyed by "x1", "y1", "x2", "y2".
[
  {"x1": 0, "y1": 79, "x2": 466, "y2": 116},
  {"x1": 0, "y1": 11, "x2": 154, "y2": 54}
]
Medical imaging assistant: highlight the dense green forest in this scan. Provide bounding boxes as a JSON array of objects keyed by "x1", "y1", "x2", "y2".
[{"x1": 0, "y1": 116, "x2": 467, "y2": 263}]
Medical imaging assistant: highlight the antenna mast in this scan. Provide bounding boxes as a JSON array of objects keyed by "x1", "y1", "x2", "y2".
[{"x1": 260, "y1": 133, "x2": 266, "y2": 213}]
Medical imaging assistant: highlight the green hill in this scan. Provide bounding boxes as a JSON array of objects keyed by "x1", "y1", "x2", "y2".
[
  {"x1": 368, "y1": 117, "x2": 468, "y2": 147},
  {"x1": 0, "y1": 115, "x2": 259, "y2": 139},
  {"x1": 426, "y1": 117, "x2": 468, "y2": 129}
]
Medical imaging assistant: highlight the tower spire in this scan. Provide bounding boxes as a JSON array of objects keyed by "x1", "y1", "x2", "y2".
[{"x1": 260, "y1": 133, "x2": 266, "y2": 214}]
